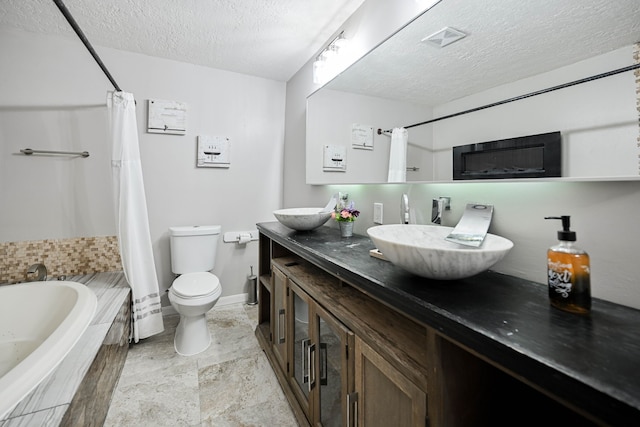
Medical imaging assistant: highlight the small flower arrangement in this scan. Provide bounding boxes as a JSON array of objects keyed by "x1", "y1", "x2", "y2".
[{"x1": 333, "y1": 201, "x2": 360, "y2": 222}]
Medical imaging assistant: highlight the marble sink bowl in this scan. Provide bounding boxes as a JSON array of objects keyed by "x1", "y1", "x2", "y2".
[
  {"x1": 273, "y1": 207, "x2": 333, "y2": 231},
  {"x1": 367, "y1": 224, "x2": 514, "y2": 280}
]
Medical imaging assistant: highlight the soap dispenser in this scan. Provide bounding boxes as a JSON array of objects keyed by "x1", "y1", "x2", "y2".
[{"x1": 544, "y1": 216, "x2": 591, "y2": 314}]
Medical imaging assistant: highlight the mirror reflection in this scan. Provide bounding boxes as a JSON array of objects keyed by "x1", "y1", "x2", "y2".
[{"x1": 306, "y1": 0, "x2": 640, "y2": 184}]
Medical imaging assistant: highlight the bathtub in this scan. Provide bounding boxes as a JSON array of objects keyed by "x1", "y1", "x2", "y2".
[{"x1": 0, "y1": 280, "x2": 97, "y2": 419}]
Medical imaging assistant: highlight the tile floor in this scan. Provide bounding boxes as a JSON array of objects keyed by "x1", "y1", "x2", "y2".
[{"x1": 103, "y1": 303, "x2": 299, "y2": 427}]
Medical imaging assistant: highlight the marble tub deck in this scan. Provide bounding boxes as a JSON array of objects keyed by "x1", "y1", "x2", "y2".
[
  {"x1": 104, "y1": 303, "x2": 299, "y2": 426},
  {"x1": 0, "y1": 272, "x2": 130, "y2": 426}
]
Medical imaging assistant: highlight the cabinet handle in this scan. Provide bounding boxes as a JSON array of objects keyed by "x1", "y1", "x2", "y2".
[
  {"x1": 302, "y1": 338, "x2": 311, "y2": 383},
  {"x1": 308, "y1": 343, "x2": 316, "y2": 392},
  {"x1": 320, "y1": 342, "x2": 328, "y2": 385},
  {"x1": 278, "y1": 309, "x2": 286, "y2": 344},
  {"x1": 347, "y1": 391, "x2": 358, "y2": 427}
]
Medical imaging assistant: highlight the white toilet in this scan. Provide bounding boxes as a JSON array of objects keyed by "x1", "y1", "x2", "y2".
[{"x1": 168, "y1": 225, "x2": 223, "y2": 356}]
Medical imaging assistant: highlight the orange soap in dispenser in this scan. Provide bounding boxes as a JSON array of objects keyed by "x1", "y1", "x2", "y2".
[{"x1": 544, "y1": 216, "x2": 591, "y2": 314}]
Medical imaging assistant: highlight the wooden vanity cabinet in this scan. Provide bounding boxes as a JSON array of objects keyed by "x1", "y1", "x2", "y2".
[
  {"x1": 355, "y1": 336, "x2": 427, "y2": 427},
  {"x1": 287, "y1": 280, "x2": 312, "y2": 419},
  {"x1": 271, "y1": 265, "x2": 289, "y2": 374},
  {"x1": 257, "y1": 245, "x2": 429, "y2": 427},
  {"x1": 288, "y1": 279, "x2": 355, "y2": 426},
  {"x1": 256, "y1": 224, "x2": 634, "y2": 426}
]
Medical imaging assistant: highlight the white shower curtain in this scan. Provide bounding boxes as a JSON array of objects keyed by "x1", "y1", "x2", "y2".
[
  {"x1": 388, "y1": 127, "x2": 408, "y2": 182},
  {"x1": 107, "y1": 91, "x2": 164, "y2": 342}
]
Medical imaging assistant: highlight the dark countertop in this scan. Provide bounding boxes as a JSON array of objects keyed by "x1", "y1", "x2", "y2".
[{"x1": 258, "y1": 221, "x2": 640, "y2": 426}]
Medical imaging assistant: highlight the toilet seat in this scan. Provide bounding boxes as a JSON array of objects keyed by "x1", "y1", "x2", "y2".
[{"x1": 171, "y1": 272, "x2": 220, "y2": 298}]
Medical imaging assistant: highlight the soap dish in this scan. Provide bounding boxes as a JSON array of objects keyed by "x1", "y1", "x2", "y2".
[{"x1": 369, "y1": 248, "x2": 388, "y2": 261}]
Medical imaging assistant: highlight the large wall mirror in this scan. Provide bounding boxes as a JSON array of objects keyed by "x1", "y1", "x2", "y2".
[{"x1": 306, "y1": 0, "x2": 640, "y2": 184}]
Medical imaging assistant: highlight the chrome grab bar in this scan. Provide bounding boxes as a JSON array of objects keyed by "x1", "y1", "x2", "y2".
[{"x1": 21, "y1": 148, "x2": 90, "y2": 158}]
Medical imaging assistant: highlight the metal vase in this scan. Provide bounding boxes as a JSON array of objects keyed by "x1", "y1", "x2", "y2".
[{"x1": 339, "y1": 221, "x2": 354, "y2": 237}]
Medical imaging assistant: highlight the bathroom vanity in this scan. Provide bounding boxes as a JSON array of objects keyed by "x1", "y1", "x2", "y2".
[{"x1": 255, "y1": 222, "x2": 640, "y2": 426}]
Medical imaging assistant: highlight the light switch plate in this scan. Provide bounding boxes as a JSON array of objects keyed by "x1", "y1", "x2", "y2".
[{"x1": 374, "y1": 202, "x2": 383, "y2": 224}]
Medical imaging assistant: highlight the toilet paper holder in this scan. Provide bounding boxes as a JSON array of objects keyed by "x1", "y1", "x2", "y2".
[{"x1": 223, "y1": 230, "x2": 259, "y2": 244}]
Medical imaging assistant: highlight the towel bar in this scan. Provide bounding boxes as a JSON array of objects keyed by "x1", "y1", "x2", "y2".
[{"x1": 21, "y1": 148, "x2": 90, "y2": 158}]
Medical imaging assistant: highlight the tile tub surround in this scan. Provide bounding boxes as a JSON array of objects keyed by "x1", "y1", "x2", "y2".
[
  {"x1": 0, "y1": 236, "x2": 121, "y2": 284},
  {"x1": 1, "y1": 271, "x2": 130, "y2": 426},
  {"x1": 61, "y1": 291, "x2": 131, "y2": 426}
]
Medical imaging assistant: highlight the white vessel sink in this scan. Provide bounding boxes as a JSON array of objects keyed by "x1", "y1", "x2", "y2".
[
  {"x1": 273, "y1": 207, "x2": 332, "y2": 231},
  {"x1": 367, "y1": 224, "x2": 513, "y2": 280}
]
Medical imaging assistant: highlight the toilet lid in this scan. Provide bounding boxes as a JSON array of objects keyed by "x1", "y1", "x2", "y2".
[{"x1": 172, "y1": 272, "x2": 220, "y2": 298}]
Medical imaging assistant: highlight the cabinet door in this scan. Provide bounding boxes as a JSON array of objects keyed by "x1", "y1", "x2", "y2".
[
  {"x1": 354, "y1": 336, "x2": 426, "y2": 427},
  {"x1": 289, "y1": 280, "x2": 355, "y2": 427},
  {"x1": 312, "y1": 301, "x2": 355, "y2": 427},
  {"x1": 271, "y1": 265, "x2": 288, "y2": 374},
  {"x1": 288, "y1": 281, "x2": 313, "y2": 418}
]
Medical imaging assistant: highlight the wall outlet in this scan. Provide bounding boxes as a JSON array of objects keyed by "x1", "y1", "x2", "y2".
[{"x1": 374, "y1": 203, "x2": 383, "y2": 224}]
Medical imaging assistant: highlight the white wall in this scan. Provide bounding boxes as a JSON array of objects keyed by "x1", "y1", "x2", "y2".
[
  {"x1": 283, "y1": 0, "x2": 429, "y2": 205},
  {"x1": 306, "y1": 89, "x2": 433, "y2": 183},
  {"x1": 3, "y1": 0, "x2": 639, "y2": 311},
  {"x1": 284, "y1": 2, "x2": 640, "y2": 309},
  {"x1": 433, "y1": 46, "x2": 638, "y2": 181},
  {"x1": 0, "y1": 26, "x2": 285, "y2": 302}
]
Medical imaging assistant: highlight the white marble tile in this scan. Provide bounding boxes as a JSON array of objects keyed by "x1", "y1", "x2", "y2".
[
  {"x1": 198, "y1": 351, "x2": 292, "y2": 424},
  {"x1": 243, "y1": 303, "x2": 259, "y2": 326},
  {"x1": 70, "y1": 272, "x2": 130, "y2": 326},
  {"x1": 103, "y1": 362, "x2": 201, "y2": 427},
  {"x1": 105, "y1": 302, "x2": 299, "y2": 427},
  {"x1": 196, "y1": 304, "x2": 263, "y2": 369},
  {"x1": 113, "y1": 315, "x2": 194, "y2": 387},
  {"x1": 126, "y1": 303, "x2": 261, "y2": 371},
  {"x1": 7, "y1": 323, "x2": 110, "y2": 417},
  {"x1": 0, "y1": 404, "x2": 68, "y2": 427},
  {"x1": 202, "y1": 399, "x2": 298, "y2": 427}
]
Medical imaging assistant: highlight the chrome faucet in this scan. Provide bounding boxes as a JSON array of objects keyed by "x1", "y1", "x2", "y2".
[
  {"x1": 25, "y1": 263, "x2": 48, "y2": 282},
  {"x1": 431, "y1": 197, "x2": 451, "y2": 225},
  {"x1": 401, "y1": 193, "x2": 410, "y2": 224}
]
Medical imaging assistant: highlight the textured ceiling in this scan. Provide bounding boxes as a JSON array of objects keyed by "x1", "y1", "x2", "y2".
[
  {"x1": 0, "y1": 0, "x2": 366, "y2": 82},
  {"x1": 3, "y1": 0, "x2": 639, "y2": 95},
  {"x1": 326, "y1": 0, "x2": 640, "y2": 107}
]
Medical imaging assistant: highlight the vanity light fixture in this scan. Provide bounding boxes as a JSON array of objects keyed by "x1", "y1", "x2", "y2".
[
  {"x1": 313, "y1": 57, "x2": 327, "y2": 84},
  {"x1": 421, "y1": 27, "x2": 467, "y2": 48},
  {"x1": 313, "y1": 31, "x2": 348, "y2": 84}
]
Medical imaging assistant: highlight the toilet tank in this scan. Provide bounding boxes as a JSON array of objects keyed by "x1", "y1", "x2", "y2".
[{"x1": 169, "y1": 225, "x2": 221, "y2": 274}]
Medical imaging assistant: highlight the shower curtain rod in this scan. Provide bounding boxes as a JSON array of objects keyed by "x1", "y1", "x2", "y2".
[
  {"x1": 52, "y1": 0, "x2": 122, "y2": 92},
  {"x1": 377, "y1": 63, "x2": 640, "y2": 135}
]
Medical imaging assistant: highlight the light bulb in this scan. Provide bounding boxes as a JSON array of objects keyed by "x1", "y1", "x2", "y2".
[{"x1": 313, "y1": 59, "x2": 327, "y2": 84}]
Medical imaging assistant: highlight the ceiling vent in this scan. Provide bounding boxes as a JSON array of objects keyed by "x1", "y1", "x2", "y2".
[{"x1": 421, "y1": 27, "x2": 467, "y2": 48}]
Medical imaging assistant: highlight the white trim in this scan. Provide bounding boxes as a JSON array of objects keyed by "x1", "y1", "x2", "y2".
[
  {"x1": 162, "y1": 293, "x2": 248, "y2": 317},
  {"x1": 218, "y1": 293, "x2": 249, "y2": 306}
]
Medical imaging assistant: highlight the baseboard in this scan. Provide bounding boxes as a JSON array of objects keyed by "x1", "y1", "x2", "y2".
[
  {"x1": 162, "y1": 293, "x2": 249, "y2": 317},
  {"x1": 219, "y1": 292, "x2": 249, "y2": 306}
]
